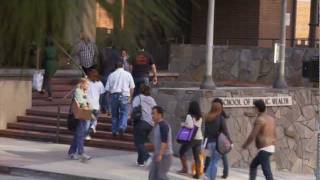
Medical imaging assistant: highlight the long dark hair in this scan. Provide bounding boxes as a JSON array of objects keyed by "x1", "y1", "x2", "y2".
[
  {"x1": 212, "y1": 98, "x2": 228, "y2": 118},
  {"x1": 188, "y1": 101, "x2": 202, "y2": 121}
]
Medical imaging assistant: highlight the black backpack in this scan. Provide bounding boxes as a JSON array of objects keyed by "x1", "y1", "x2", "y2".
[{"x1": 131, "y1": 96, "x2": 142, "y2": 126}]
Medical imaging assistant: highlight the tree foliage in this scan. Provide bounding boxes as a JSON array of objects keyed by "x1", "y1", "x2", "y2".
[{"x1": 0, "y1": 0, "x2": 187, "y2": 67}]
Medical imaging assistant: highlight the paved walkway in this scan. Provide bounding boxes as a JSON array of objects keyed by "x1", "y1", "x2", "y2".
[{"x1": 0, "y1": 138, "x2": 314, "y2": 180}]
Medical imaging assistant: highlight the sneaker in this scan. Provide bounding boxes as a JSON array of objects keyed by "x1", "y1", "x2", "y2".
[
  {"x1": 221, "y1": 174, "x2": 228, "y2": 179},
  {"x1": 119, "y1": 130, "x2": 124, "y2": 138},
  {"x1": 91, "y1": 127, "x2": 96, "y2": 134},
  {"x1": 79, "y1": 154, "x2": 92, "y2": 162},
  {"x1": 112, "y1": 133, "x2": 118, "y2": 138},
  {"x1": 144, "y1": 157, "x2": 152, "y2": 167},
  {"x1": 85, "y1": 135, "x2": 92, "y2": 140},
  {"x1": 68, "y1": 154, "x2": 79, "y2": 160}
]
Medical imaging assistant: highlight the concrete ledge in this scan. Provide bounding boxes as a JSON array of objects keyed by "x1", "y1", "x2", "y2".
[
  {"x1": 0, "y1": 69, "x2": 179, "y2": 78},
  {"x1": 0, "y1": 69, "x2": 82, "y2": 78},
  {"x1": 0, "y1": 165, "x2": 108, "y2": 180}
]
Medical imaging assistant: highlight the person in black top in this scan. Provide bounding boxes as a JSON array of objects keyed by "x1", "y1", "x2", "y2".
[
  {"x1": 204, "y1": 98, "x2": 230, "y2": 179},
  {"x1": 204, "y1": 98, "x2": 232, "y2": 180},
  {"x1": 130, "y1": 41, "x2": 158, "y2": 96},
  {"x1": 99, "y1": 38, "x2": 120, "y2": 114}
]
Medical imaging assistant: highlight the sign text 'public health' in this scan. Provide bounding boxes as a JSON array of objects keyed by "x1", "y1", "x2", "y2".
[{"x1": 220, "y1": 96, "x2": 292, "y2": 108}]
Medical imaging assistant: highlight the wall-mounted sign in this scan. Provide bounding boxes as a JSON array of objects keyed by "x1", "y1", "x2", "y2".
[{"x1": 220, "y1": 96, "x2": 292, "y2": 108}]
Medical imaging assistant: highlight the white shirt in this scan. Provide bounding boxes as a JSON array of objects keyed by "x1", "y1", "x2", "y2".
[
  {"x1": 87, "y1": 80, "x2": 105, "y2": 110},
  {"x1": 183, "y1": 114, "x2": 203, "y2": 140},
  {"x1": 260, "y1": 145, "x2": 275, "y2": 153},
  {"x1": 132, "y1": 95, "x2": 157, "y2": 126},
  {"x1": 105, "y1": 68, "x2": 135, "y2": 97}
]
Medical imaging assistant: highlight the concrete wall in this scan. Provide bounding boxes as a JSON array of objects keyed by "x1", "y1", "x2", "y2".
[
  {"x1": 152, "y1": 87, "x2": 319, "y2": 174},
  {"x1": 0, "y1": 78, "x2": 32, "y2": 129},
  {"x1": 169, "y1": 44, "x2": 318, "y2": 87}
]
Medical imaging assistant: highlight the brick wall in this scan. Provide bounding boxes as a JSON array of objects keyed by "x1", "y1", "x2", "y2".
[
  {"x1": 190, "y1": 0, "x2": 303, "y2": 47},
  {"x1": 191, "y1": 0, "x2": 260, "y2": 46}
]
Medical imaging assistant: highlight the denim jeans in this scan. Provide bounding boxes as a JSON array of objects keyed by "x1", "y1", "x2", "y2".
[
  {"x1": 134, "y1": 121, "x2": 153, "y2": 164},
  {"x1": 111, "y1": 93, "x2": 129, "y2": 134},
  {"x1": 42, "y1": 73, "x2": 52, "y2": 97},
  {"x1": 205, "y1": 142, "x2": 221, "y2": 180},
  {"x1": 133, "y1": 77, "x2": 149, "y2": 97},
  {"x1": 149, "y1": 155, "x2": 172, "y2": 180},
  {"x1": 250, "y1": 151, "x2": 274, "y2": 180},
  {"x1": 222, "y1": 154, "x2": 229, "y2": 176},
  {"x1": 68, "y1": 120, "x2": 87, "y2": 155},
  {"x1": 85, "y1": 110, "x2": 99, "y2": 136}
]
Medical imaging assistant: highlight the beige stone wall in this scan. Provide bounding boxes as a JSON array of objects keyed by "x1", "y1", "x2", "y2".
[
  {"x1": 153, "y1": 87, "x2": 319, "y2": 174},
  {"x1": 0, "y1": 78, "x2": 32, "y2": 129}
]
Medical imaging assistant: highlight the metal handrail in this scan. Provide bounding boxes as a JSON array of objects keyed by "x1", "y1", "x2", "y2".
[
  {"x1": 52, "y1": 38, "x2": 87, "y2": 77},
  {"x1": 53, "y1": 38, "x2": 84, "y2": 143},
  {"x1": 56, "y1": 86, "x2": 77, "y2": 143}
]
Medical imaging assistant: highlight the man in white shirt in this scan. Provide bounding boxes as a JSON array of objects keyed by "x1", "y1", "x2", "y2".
[{"x1": 105, "y1": 61, "x2": 135, "y2": 137}]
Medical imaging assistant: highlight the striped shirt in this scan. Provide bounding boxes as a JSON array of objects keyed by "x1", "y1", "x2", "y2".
[{"x1": 76, "y1": 41, "x2": 98, "y2": 68}]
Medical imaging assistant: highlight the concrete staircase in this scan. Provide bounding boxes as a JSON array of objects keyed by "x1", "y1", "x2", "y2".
[{"x1": 0, "y1": 75, "x2": 144, "y2": 151}]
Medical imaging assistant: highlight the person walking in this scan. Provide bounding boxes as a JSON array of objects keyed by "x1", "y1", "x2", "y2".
[
  {"x1": 99, "y1": 38, "x2": 120, "y2": 115},
  {"x1": 242, "y1": 100, "x2": 276, "y2": 180},
  {"x1": 204, "y1": 106, "x2": 230, "y2": 179},
  {"x1": 40, "y1": 37, "x2": 58, "y2": 101},
  {"x1": 121, "y1": 49, "x2": 130, "y2": 72},
  {"x1": 105, "y1": 61, "x2": 135, "y2": 137},
  {"x1": 68, "y1": 78, "x2": 92, "y2": 162},
  {"x1": 86, "y1": 69, "x2": 105, "y2": 140},
  {"x1": 149, "y1": 106, "x2": 173, "y2": 180},
  {"x1": 130, "y1": 42, "x2": 158, "y2": 96},
  {"x1": 75, "y1": 33, "x2": 98, "y2": 75},
  {"x1": 132, "y1": 84, "x2": 156, "y2": 167},
  {"x1": 204, "y1": 98, "x2": 232, "y2": 180},
  {"x1": 178, "y1": 101, "x2": 203, "y2": 179}
]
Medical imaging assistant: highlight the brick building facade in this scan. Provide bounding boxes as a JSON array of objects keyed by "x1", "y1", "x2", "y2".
[{"x1": 190, "y1": 0, "x2": 319, "y2": 47}]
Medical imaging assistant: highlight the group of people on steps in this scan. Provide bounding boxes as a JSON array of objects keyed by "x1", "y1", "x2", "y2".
[{"x1": 39, "y1": 33, "x2": 276, "y2": 180}]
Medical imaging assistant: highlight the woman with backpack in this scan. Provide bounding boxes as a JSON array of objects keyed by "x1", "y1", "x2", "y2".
[
  {"x1": 204, "y1": 98, "x2": 232, "y2": 180},
  {"x1": 132, "y1": 84, "x2": 157, "y2": 167},
  {"x1": 178, "y1": 101, "x2": 203, "y2": 179},
  {"x1": 204, "y1": 98, "x2": 230, "y2": 179}
]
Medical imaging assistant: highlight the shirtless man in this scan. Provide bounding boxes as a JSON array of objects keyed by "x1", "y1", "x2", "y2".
[{"x1": 242, "y1": 100, "x2": 276, "y2": 180}]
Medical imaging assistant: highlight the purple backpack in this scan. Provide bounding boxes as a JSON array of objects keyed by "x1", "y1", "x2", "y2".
[{"x1": 176, "y1": 126, "x2": 198, "y2": 144}]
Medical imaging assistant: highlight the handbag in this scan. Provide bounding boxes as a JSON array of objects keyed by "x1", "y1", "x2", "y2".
[
  {"x1": 32, "y1": 70, "x2": 43, "y2": 92},
  {"x1": 216, "y1": 117, "x2": 232, "y2": 155},
  {"x1": 71, "y1": 100, "x2": 92, "y2": 120},
  {"x1": 176, "y1": 117, "x2": 198, "y2": 144},
  {"x1": 132, "y1": 96, "x2": 142, "y2": 125}
]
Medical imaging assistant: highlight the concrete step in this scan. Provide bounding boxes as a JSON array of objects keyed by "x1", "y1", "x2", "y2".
[
  {"x1": 26, "y1": 109, "x2": 133, "y2": 125},
  {"x1": 17, "y1": 115, "x2": 133, "y2": 133},
  {"x1": 0, "y1": 129, "x2": 145, "y2": 151},
  {"x1": 32, "y1": 99, "x2": 72, "y2": 106},
  {"x1": 32, "y1": 91, "x2": 71, "y2": 99},
  {"x1": 50, "y1": 85, "x2": 74, "y2": 92},
  {"x1": 51, "y1": 78, "x2": 79, "y2": 85},
  {"x1": 7, "y1": 122, "x2": 134, "y2": 142}
]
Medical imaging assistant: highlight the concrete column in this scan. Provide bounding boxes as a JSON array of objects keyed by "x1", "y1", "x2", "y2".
[
  {"x1": 273, "y1": 0, "x2": 288, "y2": 89},
  {"x1": 309, "y1": 0, "x2": 319, "y2": 47},
  {"x1": 200, "y1": 0, "x2": 216, "y2": 89}
]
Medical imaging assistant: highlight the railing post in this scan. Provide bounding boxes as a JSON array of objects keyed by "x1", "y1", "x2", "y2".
[{"x1": 56, "y1": 103, "x2": 61, "y2": 143}]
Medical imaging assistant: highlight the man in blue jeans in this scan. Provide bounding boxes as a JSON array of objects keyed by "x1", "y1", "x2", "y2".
[
  {"x1": 242, "y1": 100, "x2": 276, "y2": 180},
  {"x1": 105, "y1": 61, "x2": 135, "y2": 137}
]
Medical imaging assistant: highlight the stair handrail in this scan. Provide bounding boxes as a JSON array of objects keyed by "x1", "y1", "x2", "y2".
[
  {"x1": 56, "y1": 85, "x2": 78, "y2": 143},
  {"x1": 52, "y1": 38, "x2": 87, "y2": 78}
]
